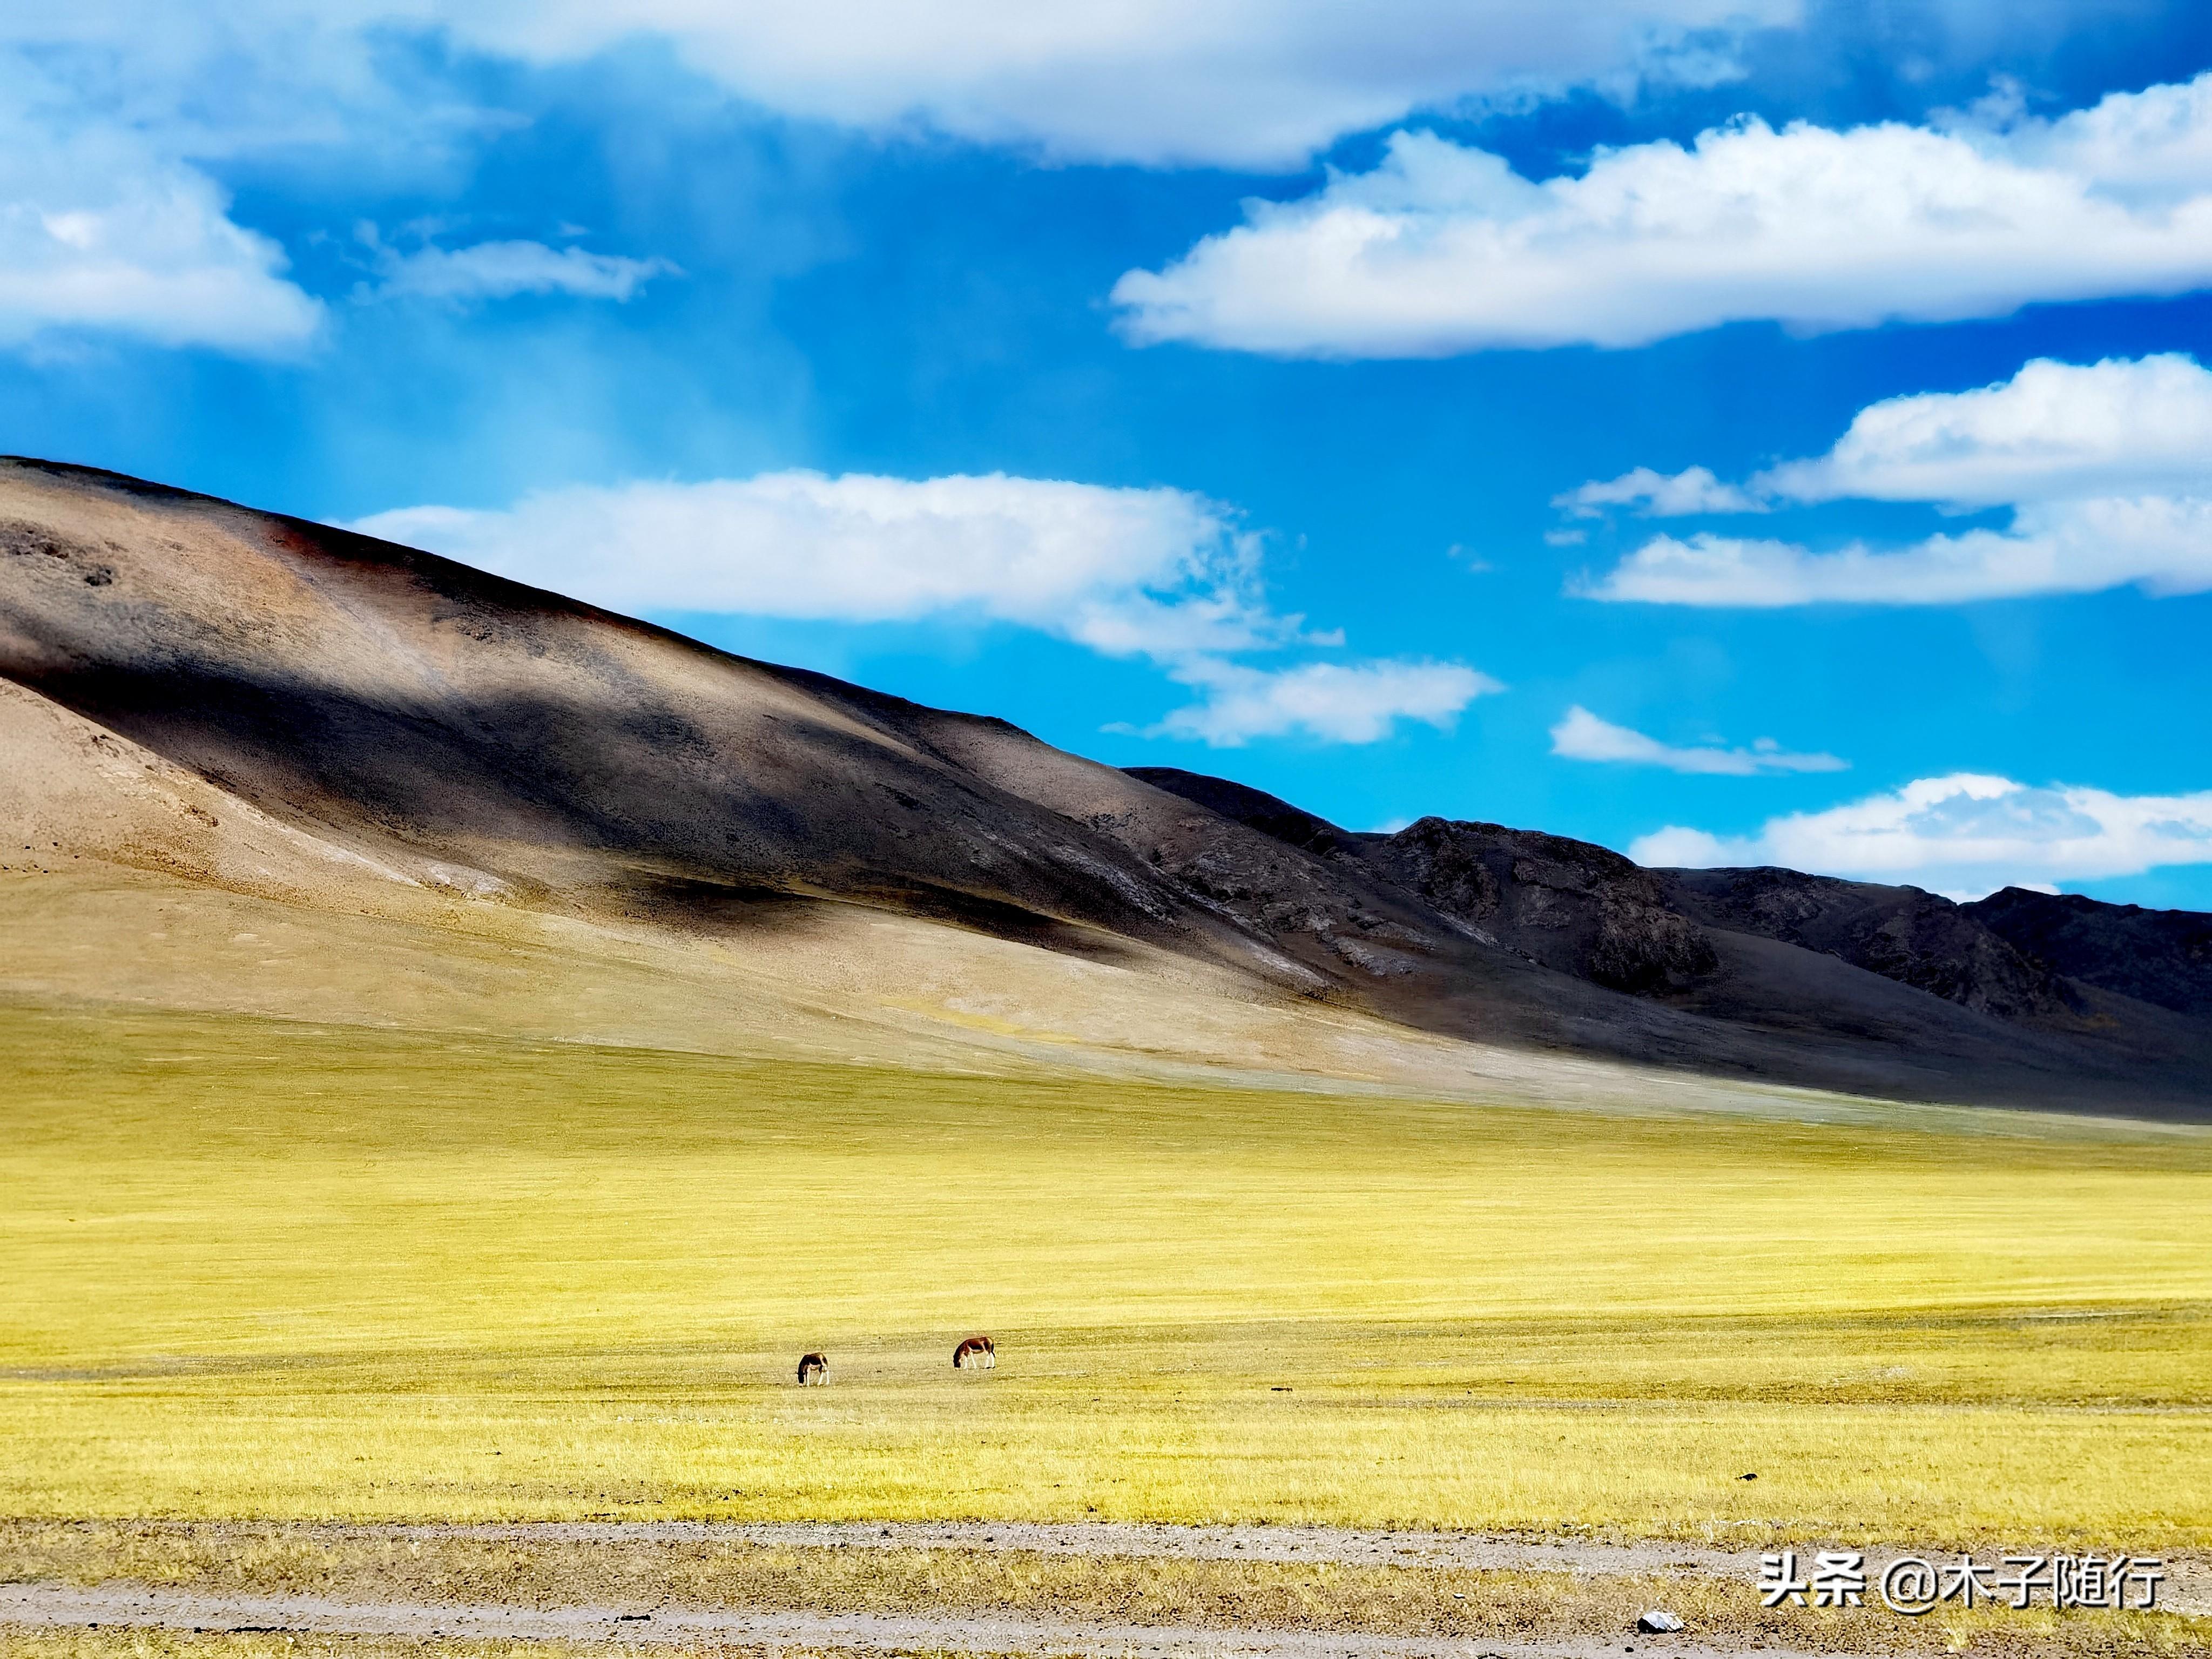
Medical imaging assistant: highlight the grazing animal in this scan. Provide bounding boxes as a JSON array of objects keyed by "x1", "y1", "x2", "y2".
[
  {"x1": 797, "y1": 1351, "x2": 829, "y2": 1385},
  {"x1": 953, "y1": 1334, "x2": 996, "y2": 1370}
]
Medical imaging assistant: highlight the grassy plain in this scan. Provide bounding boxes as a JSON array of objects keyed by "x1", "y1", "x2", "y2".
[{"x1": 3, "y1": 1000, "x2": 2210, "y2": 1547}]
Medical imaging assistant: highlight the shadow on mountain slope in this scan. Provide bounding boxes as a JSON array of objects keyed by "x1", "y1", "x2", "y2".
[{"x1": 3, "y1": 457, "x2": 2208, "y2": 1118}]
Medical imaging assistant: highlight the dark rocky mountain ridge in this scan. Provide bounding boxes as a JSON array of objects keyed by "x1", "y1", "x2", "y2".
[
  {"x1": 4, "y1": 457, "x2": 2209, "y2": 1118},
  {"x1": 1663, "y1": 867, "x2": 2079, "y2": 1022},
  {"x1": 1132, "y1": 766, "x2": 2156, "y2": 1034},
  {"x1": 1966, "y1": 886, "x2": 2212, "y2": 1017}
]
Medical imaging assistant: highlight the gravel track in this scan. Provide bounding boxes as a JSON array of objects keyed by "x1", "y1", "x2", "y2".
[
  {"x1": 5, "y1": 1522, "x2": 2202, "y2": 1655},
  {"x1": 36, "y1": 1520, "x2": 2206, "y2": 1612},
  {"x1": 0, "y1": 1580, "x2": 1852, "y2": 1658}
]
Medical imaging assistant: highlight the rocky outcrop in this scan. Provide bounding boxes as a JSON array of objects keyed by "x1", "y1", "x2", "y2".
[
  {"x1": 1660, "y1": 868, "x2": 2075, "y2": 1022},
  {"x1": 1363, "y1": 818, "x2": 1720, "y2": 994},
  {"x1": 1121, "y1": 775, "x2": 1721, "y2": 993},
  {"x1": 1968, "y1": 887, "x2": 2212, "y2": 1017},
  {"x1": 1118, "y1": 771, "x2": 2122, "y2": 1022}
]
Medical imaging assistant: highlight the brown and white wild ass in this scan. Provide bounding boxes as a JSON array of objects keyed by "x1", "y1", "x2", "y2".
[
  {"x1": 953, "y1": 1335, "x2": 996, "y2": 1370},
  {"x1": 797, "y1": 1351, "x2": 829, "y2": 1385}
]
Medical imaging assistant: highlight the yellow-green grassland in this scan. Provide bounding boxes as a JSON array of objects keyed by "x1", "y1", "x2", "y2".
[{"x1": 4, "y1": 999, "x2": 2209, "y2": 1551}]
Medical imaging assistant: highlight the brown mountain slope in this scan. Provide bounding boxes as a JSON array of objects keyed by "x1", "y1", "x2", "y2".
[
  {"x1": 3, "y1": 456, "x2": 2209, "y2": 1117},
  {"x1": 0, "y1": 457, "x2": 1273, "y2": 970}
]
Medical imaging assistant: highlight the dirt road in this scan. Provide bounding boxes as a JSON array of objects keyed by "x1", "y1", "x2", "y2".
[
  {"x1": 5, "y1": 1520, "x2": 2203, "y2": 1656},
  {"x1": 0, "y1": 1579, "x2": 1852, "y2": 1658}
]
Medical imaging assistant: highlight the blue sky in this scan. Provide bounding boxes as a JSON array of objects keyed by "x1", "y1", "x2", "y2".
[{"x1": 8, "y1": 1, "x2": 2212, "y2": 905}]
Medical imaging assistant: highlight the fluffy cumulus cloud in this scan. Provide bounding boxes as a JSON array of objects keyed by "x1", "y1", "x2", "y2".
[
  {"x1": 1754, "y1": 353, "x2": 2212, "y2": 508},
  {"x1": 0, "y1": 82, "x2": 321, "y2": 353},
  {"x1": 1576, "y1": 354, "x2": 2212, "y2": 604},
  {"x1": 1155, "y1": 658, "x2": 1500, "y2": 746},
  {"x1": 1114, "y1": 74, "x2": 2212, "y2": 357},
  {"x1": 1631, "y1": 773, "x2": 2212, "y2": 897},
  {"x1": 354, "y1": 473, "x2": 1496, "y2": 746},
  {"x1": 1549, "y1": 705, "x2": 1845, "y2": 773},
  {"x1": 354, "y1": 473, "x2": 1280, "y2": 656},
  {"x1": 370, "y1": 239, "x2": 676, "y2": 304}
]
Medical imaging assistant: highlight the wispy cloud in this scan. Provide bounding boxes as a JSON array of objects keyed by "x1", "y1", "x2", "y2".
[
  {"x1": 1115, "y1": 75, "x2": 2212, "y2": 356},
  {"x1": 353, "y1": 472, "x2": 1500, "y2": 748},
  {"x1": 1151, "y1": 658, "x2": 1502, "y2": 747},
  {"x1": 1581, "y1": 504, "x2": 2212, "y2": 606},
  {"x1": 1575, "y1": 354, "x2": 2212, "y2": 605},
  {"x1": 1, "y1": 1, "x2": 1800, "y2": 192},
  {"x1": 1556, "y1": 466, "x2": 1766, "y2": 518},
  {"x1": 353, "y1": 471, "x2": 1285, "y2": 659},
  {"x1": 1631, "y1": 773, "x2": 2212, "y2": 897},
  {"x1": 1550, "y1": 706, "x2": 1845, "y2": 775},
  {"x1": 404, "y1": 0, "x2": 1793, "y2": 171},
  {"x1": 368, "y1": 237, "x2": 676, "y2": 305}
]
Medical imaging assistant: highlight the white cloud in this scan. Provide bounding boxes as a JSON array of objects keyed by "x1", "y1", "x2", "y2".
[
  {"x1": 0, "y1": 8, "x2": 676, "y2": 356},
  {"x1": 1577, "y1": 354, "x2": 2212, "y2": 604},
  {"x1": 1630, "y1": 773, "x2": 2212, "y2": 897},
  {"x1": 0, "y1": 0, "x2": 1784, "y2": 358},
  {"x1": 0, "y1": 83, "x2": 321, "y2": 353},
  {"x1": 1550, "y1": 705, "x2": 1845, "y2": 774},
  {"x1": 358, "y1": 471, "x2": 1499, "y2": 747},
  {"x1": 353, "y1": 471, "x2": 1290, "y2": 659},
  {"x1": 1582, "y1": 499, "x2": 2212, "y2": 606},
  {"x1": 1152, "y1": 658, "x2": 1501, "y2": 746},
  {"x1": 1557, "y1": 465, "x2": 1766, "y2": 517},
  {"x1": 370, "y1": 239, "x2": 676, "y2": 304},
  {"x1": 1113, "y1": 75, "x2": 2212, "y2": 357},
  {"x1": 2000, "y1": 68, "x2": 2212, "y2": 208},
  {"x1": 1, "y1": 9, "x2": 480, "y2": 168},
  {"x1": 0, "y1": 6, "x2": 448, "y2": 357},
  {"x1": 3, "y1": 2, "x2": 1799, "y2": 178},
  {"x1": 1755, "y1": 353, "x2": 2212, "y2": 508},
  {"x1": 10, "y1": 4, "x2": 2179, "y2": 357},
  {"x1": 411, "y1": 0, "x2": 1798, "y2": 171}
]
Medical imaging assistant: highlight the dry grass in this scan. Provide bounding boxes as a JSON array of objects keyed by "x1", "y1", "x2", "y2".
[
  {"x1": 4, "y1": 1523, "x2": 2210, "y2": 1657},
  {"x1": 0, "y1": 1638, "x2": 807, "y2": 1659},
  {"x1": 2, "y1": 1003, "x2": 2209, "y2": 1546}
]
